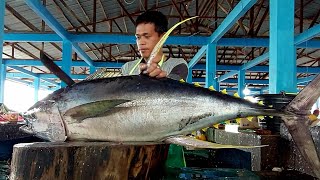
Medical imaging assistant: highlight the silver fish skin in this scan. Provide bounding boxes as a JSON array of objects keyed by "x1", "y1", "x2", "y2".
[{"x1": 22, "y1": 75, "x2": 280, "y2": 142}]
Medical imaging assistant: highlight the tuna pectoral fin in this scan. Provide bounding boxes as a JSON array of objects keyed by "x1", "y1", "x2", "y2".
[
  {"x1": 282, "y1": 116, "x2": 320, "y2": 178},
  {"x1": 164, "y1": 136, "x2": 267, "y2": 149},
  {"x1": 64, "y1": 99, "x2": 130, "y2": 121}
]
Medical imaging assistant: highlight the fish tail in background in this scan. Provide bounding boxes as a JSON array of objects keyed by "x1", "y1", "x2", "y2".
[{"x1": 282, "y1": 74, "x2": 320, "y2": 178}]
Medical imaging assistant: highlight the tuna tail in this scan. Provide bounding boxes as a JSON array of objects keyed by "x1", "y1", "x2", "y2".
[{"x1": 283, "y1": 74, "x2": 320, "y2": 178}]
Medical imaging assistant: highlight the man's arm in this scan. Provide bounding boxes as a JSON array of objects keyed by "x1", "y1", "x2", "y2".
[{"x1": 167, "y1": 63, "x2": 188, "y2": 81}]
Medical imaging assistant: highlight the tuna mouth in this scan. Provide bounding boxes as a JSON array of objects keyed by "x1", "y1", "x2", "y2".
[
  {"x1": 19, "y1": 124, "x2": 35, "y2": 135},
  {"x1": 19, "y1": 112, "x2": 37, "y2": 135}
]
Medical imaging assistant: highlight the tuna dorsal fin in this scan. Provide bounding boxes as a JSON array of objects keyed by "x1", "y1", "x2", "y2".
[
  {"x1": 164, "y1": 136, "x2": 267, "y2": 149},
  {"x1": 64, "y1": 99, "x2": 130, "y2": 121}
]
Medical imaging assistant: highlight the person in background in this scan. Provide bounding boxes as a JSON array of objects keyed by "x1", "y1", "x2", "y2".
[
  {"x1": 310, "y1": 109, "x2": 320, "y2": 127},
  {"x1": 121, "y1": 11, "x2": 188, "y2": 81},
  {"x1": 313, "y1": 109, "x2": 319, "y2": 117}
]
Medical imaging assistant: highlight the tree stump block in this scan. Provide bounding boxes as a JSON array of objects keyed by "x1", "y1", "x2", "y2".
[{"x1": 10, "y1": 142, "x2": 168, "y2": 180}]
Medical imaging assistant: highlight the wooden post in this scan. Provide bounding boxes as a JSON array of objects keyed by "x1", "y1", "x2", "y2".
[{"x1": 10, "y1": 142, "x2": 168, "y2": 180}]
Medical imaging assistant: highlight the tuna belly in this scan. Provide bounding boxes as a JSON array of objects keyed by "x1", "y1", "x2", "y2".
[{"x1": 64, "y1": 103, "x2": 215, "y2": 142}]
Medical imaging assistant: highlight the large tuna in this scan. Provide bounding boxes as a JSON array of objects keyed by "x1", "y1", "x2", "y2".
[{"x1": 21, "y1": 74, "x2": 320, "y2": 178}]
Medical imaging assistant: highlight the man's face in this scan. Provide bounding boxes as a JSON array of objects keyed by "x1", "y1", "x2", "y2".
[{"x1": 135, "y1": 23, "x2": 163, "y2": 59}]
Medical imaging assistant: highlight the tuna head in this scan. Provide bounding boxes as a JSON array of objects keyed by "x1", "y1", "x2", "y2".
[{"x1": 20, "y1": 97, "x2": 67, "y2": 142}]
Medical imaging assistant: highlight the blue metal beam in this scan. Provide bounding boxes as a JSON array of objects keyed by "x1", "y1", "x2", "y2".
[
  {"x1": 297, "y1": 40, "x2": 320, "y2": 48},
  {"x1": 6, "y1": 77, "x2": 56, "y2": 91},
  {"x1": 238, "y1": 70, "x2": 245, "y2": 98},
  {"x1": 34, "y1": 77, "x2": 40, "y2": 102},
  {"x1": 90, "y1": 66, "x2": 96, "y2": 74},
  {"x1": 260, "y1": 76, "x2": 311, "y2": 93},
  {"x1": 6, "y1": 73, "x2": 88, "y2": 80},
  {"x1": 269, "y1": 0, "x2": 296, "y2": 94},
  {"x1": 4, "y1": 33, "x2": 62, "y2": 42},
  {"x1": 3, "y1": 59, "x2": 320, "y2": 73},
  {"x1": 209, "y1": 0, "x2": 257, "y2": 43},
  {"x1": 217, "y1": 38, "x2": 269, "y2": 47},
  {"x1": 228, "y1": 3, "x2": 318, "y2": 88},
  {"x1": 217, "y1": 71, "x2": 238, "y2": 82},
  {"x1": 3, "y1": 33, "x2": 270, "y2": 46},
  {"x1": 295, "y1": 24, "x2": 320, "y2": 45},
  {"x1": 193, "y1": 77, "x2": 309, "y2": 85},
  {"x1": 188, "y1": 0, "x2": 257, "y2": 69},
  {"x1": 0, "y1": 65, "x2": 5, "y2": 103},
  {"x1": 205, "y1": 43, "x2": 217, "y2": 88},
  {"x1": 215, "y1": 82, "x2": 220, "y2": 92},
  {"x1": 24, "y1": 0, "x2": 68, "y2": 39},
  {"x1": 9, "y1": 66, "x2": 58, "y2": 86},
  {"x1": 25, "y1": 0, "x2": 94, "y2": 67},
  {"x1": 186, "y1": 68, "x2": 192, "y2": 83},
  {"x1": 72, "y1": 43, "x2": 94, "y2": 66},
  {"x1": 3, "y1": 59, "x2": 125, "y2": 68},
  {"x1": 188, "y1": 46, "x2": 207, "y2": 68},
  {"x1": 217, "y1": 88, "x2": 261, "y2": 92},
  {"x1": 61, "y1": 40, "x2": 72, "y2": 87},
  {"x1": 41, "y1": 79, "x2": 59, "y2": 87},
  {"x1": 3, "y1": 32, "x2": 320, "y2": 48},
  {"x1": 39, "y1": 74, "x2": 84, "y2": 80},
  {"x1": 69, "y1": 33, "x2": 134, "y2": 44},
  {"x1": 0, "y1": 0, "x2": 5, "y2": 103},
  {"x1": 219, "y1": 52, "x2": 270, "y2": 81},
  {"x1": 6, "y1": 72, "x2": 314, "y2": 86},
  {"x1": 297, "y1": 75, "x2": 316, "y2": 84},
  {"x1": 240, "y1": 52, "x2": 269, "y2": 70},
  {"x1": 9, "y1": 66, "x2": 38, "y2": 78},
  {"x1": 217, "y1": 4, "x2": 320, "y2": 83},
  {"x1": 71, "y1": 34, "x2": 208, "y2": 46},
  {"x1": 194, "y1": 78, "x2": 269, "y2": 84}
]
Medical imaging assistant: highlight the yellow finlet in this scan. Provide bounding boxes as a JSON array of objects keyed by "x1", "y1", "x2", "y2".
[
  {"x1": 258, "y1": 101, "x2": 264, "y2": 106},
  {"x1": 208, "y1": 85, "x2": 216, "y2": 91},
  {"x1": 233, "y1": 92, "x2": 240, "y2": 98},
  {"x1": 225, "y1": 120, "x2": 231, "y2": 124},
  {"x1": 235, "y1": 118, "x2": 241, "y2": 124},
  {"x1": 179, "y1": 79, "x2": 185, "y2": 83},
  {"x1": 257, "y1": 116, "x2": 265, "y2": 120},
  {"x1": 196, "y1": 134, "x2": 207, "y2": 141},
  {"x1": 269, "y1": 116, "x2": 274, "y2": 118},
  {"x1": 194, "y1": 82, "x2": 201, "y2": 87},
  {"x1": 309, "y1": 114, "x2": 318, "y2": 121},
  {"x1": 213, "y1": 124, "x2": 219, "y2": 129},
  {"x1": 247, "y1": 116, "x2": 254, "y2": 121},
  {"x1": 221, "y1": 89, "x2": 228, "y2": 94}
]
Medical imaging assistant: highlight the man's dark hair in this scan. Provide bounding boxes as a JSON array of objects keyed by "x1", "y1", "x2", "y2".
[{"x1": 136, "y1": 11, "x2": 168, "y2": 35}]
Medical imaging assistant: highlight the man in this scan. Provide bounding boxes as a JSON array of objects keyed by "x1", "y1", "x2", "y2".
[
  {"x1": 121, "y1": 11, "x2": 188, "y2": 80},
  {"x1": 310, "y1": 109, "x2": 320, "y2": 127}
]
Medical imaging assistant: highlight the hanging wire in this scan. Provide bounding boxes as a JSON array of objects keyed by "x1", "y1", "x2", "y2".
[
  {"x1": 123, "y1": 0, "x2": 135, "y2": 5},
  {"x1": 139, "y1": 0, "x2": 146, "y2": 11}
]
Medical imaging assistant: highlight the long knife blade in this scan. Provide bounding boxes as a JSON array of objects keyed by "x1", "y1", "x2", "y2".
[{"x1": 40, "y1": 52, "x2": 75, "y2": 86}]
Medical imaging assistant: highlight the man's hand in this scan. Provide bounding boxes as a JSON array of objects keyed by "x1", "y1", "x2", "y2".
[{"x1": 139, "y1": 62, "x2": 167, "y2": 78}]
